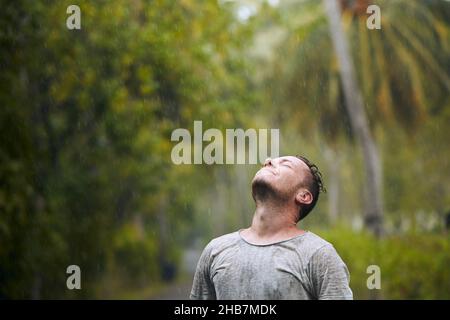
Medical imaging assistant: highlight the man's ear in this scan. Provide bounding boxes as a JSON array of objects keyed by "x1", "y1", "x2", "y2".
[{"x1": 295, "y1": 189, "x2": 313, "y2": 206}]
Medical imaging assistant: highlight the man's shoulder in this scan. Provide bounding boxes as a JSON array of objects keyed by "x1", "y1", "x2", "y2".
[
  {"x1": 303, "y1": 231, "x2": 333, "y2": 246},
  {"x1": 204, "y1": 231, "x2": 241, "y2": 252},
  {"x1": 295, "y1": 231, "x2": 336, "y2": 256}
]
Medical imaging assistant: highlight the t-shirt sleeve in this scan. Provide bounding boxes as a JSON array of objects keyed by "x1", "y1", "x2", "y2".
[
  {"x1": 189, "y1": 242, "x2": 216, "y2": 300},
  {"x1": 308, "y1": 244, "x2": 353, "y2": 300}
]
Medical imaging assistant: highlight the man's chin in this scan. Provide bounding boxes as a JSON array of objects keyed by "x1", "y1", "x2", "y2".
[
  {"x1": 251, "y1": 176, "x2": 276, "y2": 201},
  {"x1": 252, "y1": 174, "x2": 271, "y2": 187}
]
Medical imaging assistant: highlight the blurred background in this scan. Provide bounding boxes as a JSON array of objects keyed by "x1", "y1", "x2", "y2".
[{"x1": 1, "y1": 0, "x2": 449, "y2": 299}]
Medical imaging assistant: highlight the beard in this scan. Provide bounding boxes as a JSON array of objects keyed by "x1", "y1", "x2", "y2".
[
  {"x1": 251, "y1": 177, "x2": 275, "y2": 202},
  {"x1": 251, "y1": 176, "x2": 290, "y2": 203}
]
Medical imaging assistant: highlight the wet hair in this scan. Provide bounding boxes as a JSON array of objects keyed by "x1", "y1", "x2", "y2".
[{"x1": 296, "y1": 155, "x2": 326, "y2": 221}]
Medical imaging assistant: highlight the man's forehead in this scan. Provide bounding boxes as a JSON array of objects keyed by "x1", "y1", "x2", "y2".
[{"x1": 278, "y1": 156, "x2": 309, "y2": 170}]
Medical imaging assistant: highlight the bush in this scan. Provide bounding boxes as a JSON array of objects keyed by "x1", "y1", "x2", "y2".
[
  {"x1": 112, "y1": 224, "x2": 160, "y2": 287},
  {"x1": 317, "y1": 227, "x2": 450, "y2": 299}
]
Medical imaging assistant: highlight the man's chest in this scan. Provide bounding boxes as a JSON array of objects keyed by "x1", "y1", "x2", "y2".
[{"x1": 209, "y1": 246, "x2": 314, "y2": 299}]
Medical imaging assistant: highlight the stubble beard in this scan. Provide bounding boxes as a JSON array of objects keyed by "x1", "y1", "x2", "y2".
[{"x1": 251, "y1": 176, "x2": 290, "y2": 204}]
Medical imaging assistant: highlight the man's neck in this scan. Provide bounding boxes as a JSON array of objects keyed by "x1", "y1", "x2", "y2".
[{"x1": 241, "y1": 201, "x2": 305, "y2": 245}]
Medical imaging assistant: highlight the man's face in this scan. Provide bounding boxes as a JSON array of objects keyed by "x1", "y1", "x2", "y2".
[{"x1": 252, "y1": 156, "x2": 310, "y2": 201}]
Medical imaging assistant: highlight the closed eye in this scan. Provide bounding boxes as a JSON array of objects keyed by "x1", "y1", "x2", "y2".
[{"x1": 280, "y1": 159, "x2": 293, "y2": 168}]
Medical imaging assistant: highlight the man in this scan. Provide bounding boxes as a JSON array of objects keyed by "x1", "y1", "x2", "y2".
[{"x1": 190, "y1": 155, "x2": 353, "y2": 300}]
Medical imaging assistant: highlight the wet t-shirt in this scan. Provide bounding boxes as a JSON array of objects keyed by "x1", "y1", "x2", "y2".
[{"x1": 190, "y1": 230, "x2": 353, "y2": 300}]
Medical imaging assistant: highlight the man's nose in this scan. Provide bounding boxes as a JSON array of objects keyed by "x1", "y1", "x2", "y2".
[{"x1": 264, "y1": 158, "x2": 273, "y2": 167}]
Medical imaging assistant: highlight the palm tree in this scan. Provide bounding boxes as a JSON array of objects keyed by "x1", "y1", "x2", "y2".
[
  {"x1": 323, "y1": 0, "x2": 382, "y2": 236},
  {"x1": 266, "y1": 0, "x2": 450, "y2": 236}
]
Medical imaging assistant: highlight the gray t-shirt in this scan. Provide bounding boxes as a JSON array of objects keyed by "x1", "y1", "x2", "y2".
[{"x1": 190, "y1": 230, "x2": 353, "y2": 300}]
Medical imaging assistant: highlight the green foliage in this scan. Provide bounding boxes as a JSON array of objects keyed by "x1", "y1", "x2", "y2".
[
  {"x1": 272, "y1": 0, "x2": 450, "y2": 138},
  {"x1": 112, "y1": 223, "x2": 160, "y2": 287},
  {"x1": 0, "y1": 0, "x2": 254, "y2": 298},
  {"x1": 320, "y1": 228, "x2": 450, "y2": 299}
]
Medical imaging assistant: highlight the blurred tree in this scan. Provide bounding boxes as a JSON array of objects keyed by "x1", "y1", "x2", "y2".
[
  {"x1": 263, "y1": 0, "x2": 449, "y2": 235},
  {"x1": 0, "y1": 0, "x2": 255, "y2": 298}
]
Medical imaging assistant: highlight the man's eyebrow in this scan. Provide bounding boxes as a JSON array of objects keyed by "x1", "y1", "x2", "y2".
[{"x1": 280, "y1": 158, "x2": 294, "y2": 165}]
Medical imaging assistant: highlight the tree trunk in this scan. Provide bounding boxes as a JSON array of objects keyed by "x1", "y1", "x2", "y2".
[
  {"x1": 323, "y1": 0, "x2": 384, "y2": 237},
  {"x1": 324, "y1": 146, "x2": 340, "y2": 224}
]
